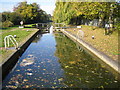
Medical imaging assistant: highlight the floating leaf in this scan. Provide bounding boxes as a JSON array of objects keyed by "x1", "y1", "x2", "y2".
[
  {"x1": 85, "y1": 81, "x2": 89, "y2": 83},
  {"x1": 100, "y1": 86, "x2": 104, "y2": 88},
  {"x1": 26, "y1": 73, "x2": 33, "y2": 76},
  {"x1": 58, "y1": 78, "x2": 64, "y2": 81},
  {"x1": 43, "y1": 69, "x2": 46, "y2": 71},
  {"x1": 23, "y1": 79, "x2": 28, "y2": 82},
  {"x1": 114, "y1": 81, "x2": 117, "y2": 83},
  {"x1": 68, "y1": 73, "x2": 74, "y2": 75},
  {"x1": 69, "y1": 61, "x2": 76, "y2": 64},
  {"x1": 25, "y1": 85, "x2": 29, "y2": 88},
  {"x1": 16, "y1": 70, "x2": 20, "y2": 72},
  {"x1": 54, "y1": 82, "x2": 57, "y2": 85},
  {"x1": 38, "y1": 66, "x2": 40, "y2": 67},
  {"x1": 65, "y1": 66, "x2": 69, "y2": 68}
]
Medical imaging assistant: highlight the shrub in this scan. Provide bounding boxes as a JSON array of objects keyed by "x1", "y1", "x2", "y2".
[{"x1": 2, "y1": 20, "x2": 14, "y2": 28}]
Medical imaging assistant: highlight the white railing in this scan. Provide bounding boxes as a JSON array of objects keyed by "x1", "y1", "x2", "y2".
[{"x1": 4, "y1": 35, "x2": 18, "y2": 49}]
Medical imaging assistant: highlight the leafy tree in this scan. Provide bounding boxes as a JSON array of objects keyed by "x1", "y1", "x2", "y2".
[
  {"x1": 53, "y1": 2, "x2": 76, "y2": 24},
  {"x1": 9, "y1": 12, "x2": 22, "y2": 25},
  {"x1": 53, "y1": 1, "x2": 120, "y2": 33},
  {"x1": 2, "y1": 12, "x2": 11, "y2": 22},
  {"x1": 14, "y1": 1, "x2": 50, "y2": 24}
]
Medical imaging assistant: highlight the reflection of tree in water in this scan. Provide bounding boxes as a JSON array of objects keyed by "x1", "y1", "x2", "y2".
[
  {"x1": 54, "y1": 33, "x2": 119, "y2": 88},
  {"x1": 32, "y1": 34, "x2": 42, "y2": 43}
]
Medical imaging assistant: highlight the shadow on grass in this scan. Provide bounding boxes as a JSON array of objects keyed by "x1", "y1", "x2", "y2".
[{"x1": 0, "y1": 25, "x2": 19, "y2": 30}]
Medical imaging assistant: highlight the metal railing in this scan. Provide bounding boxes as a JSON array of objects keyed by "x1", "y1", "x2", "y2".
[{"x1": 4, "y1": 35, "x2": 18, "y2": 49}]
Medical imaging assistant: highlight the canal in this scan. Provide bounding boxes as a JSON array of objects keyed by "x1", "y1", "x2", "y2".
[{"x1": 2, "y1": 31, "x2": 120, "y2": 88}]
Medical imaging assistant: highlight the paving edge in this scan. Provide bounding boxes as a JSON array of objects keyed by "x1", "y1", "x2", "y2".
[
  {"x1": 62, "y1": 30, "x2": 120, "y2": 74},
  {"x1": 1, "y1": 29, "x2": 40, "y2": 80}
]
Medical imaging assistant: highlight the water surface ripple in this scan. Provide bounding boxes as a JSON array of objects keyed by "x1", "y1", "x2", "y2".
[{"x1": 2, "y1": 33, "x2": 120, "y2": 88}]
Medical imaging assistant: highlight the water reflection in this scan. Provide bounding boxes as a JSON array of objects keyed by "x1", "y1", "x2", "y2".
[
  {"x1": 54, "y1": 33, "x2": 120, "y2": 88},
  {"x1": 20, "y1": 54, "x2": 35, "y2": 67},
  {"x1": 2, "y1": 33, "x2": 120, "y2": 89},
  {"x1": 32, "y1": 34, "x2": 42, "y2": 43}
]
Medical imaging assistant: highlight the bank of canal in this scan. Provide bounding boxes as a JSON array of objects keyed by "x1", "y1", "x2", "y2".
[{"x1": 2, "y1": 32, "x2": 120, "y2": 88}]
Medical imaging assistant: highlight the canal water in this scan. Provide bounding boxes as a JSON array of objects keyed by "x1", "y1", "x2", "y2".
[{"x1": 2, "y1": 31, "x2": 120, "y2": 88}]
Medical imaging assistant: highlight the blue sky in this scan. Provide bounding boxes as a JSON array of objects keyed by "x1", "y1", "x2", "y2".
[{"x1": 0, "y1": 0, "x2": 56, "y2": 15}]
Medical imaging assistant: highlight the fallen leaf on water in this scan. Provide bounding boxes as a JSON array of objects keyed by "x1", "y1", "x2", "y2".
[
  {"x1": 65, "y1": 66, "x2": 69, "y2": 68},
  {"x1": 54, "y1": 82, "x2": 57, "y2": 85},
  {"x1": 25, "y1": 85, "x2": 29, "y2": 88},
  {"x1": 70, "y1": 84, "x2": 73, "y2": 87},
  {"x1": 68, "y1": 73, "x2": 74, "y2": 75},
  {"x1": 16, "y1": 70, "x2": 20, "y2": 72},
  {"x1": 100, "y1": 86, "x2": 104, "y2": 88},
  {"x1": 85, "y1": 81, "x2": 89, "y2": 83},
  {"x1": 6, "y1": 85, "x2": 17, "y2": 89},
  {"x1": 43, "y1": 69, "x2": 46, "y2": 71},
  {"x1": 105, "y1": 82, "x2": 108, "y2": 85},
  {"x1": 52, "y1": 86, "x2": 55, "y2": 88},
  {"x1": 114, "y1": 81, "x2": 117, "y2": 83},
  {"x1": 26, "y1": 73, "x2": 33, "y2": 76},
  {"x1": 23, "y1": 79, "x2": 28, "y2": 82},
  {"x1": 105, "y1": 70, "x2": 109, "y2": 73},
  {"x1": 38, "y1": 66, "x2": 40, "y2": 67},
  {"x1": 69, "y1": 61, "x2": 76, "y2": 64},
  {"x1": 58, "y1": 78, "x2": 64, "y2": 81}
]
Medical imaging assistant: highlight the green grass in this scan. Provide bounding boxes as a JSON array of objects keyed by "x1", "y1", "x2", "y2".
[
  {"x1": 66, "y1": 25, "x2": 119, "y2": 61},
  {"x1": 0, "y1": 26, "x2": 39, "y2": 63},
  {"x1": 1, "y1": 30, "x2": 34, "y2": 47},
  {"x1": 24, "y1": 24, "x2": 36, "y2": 28}
]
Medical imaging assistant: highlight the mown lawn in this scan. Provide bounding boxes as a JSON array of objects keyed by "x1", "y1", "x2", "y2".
[
  {"x1": 66, "y1": 25, "x2": 119, "y2": 61},
  {"x1": 1, "y1": 29, "x2": 36, "y2": 47},
  {"x1": 0, "y1": 26, "x2": 38, "y2": 64}
]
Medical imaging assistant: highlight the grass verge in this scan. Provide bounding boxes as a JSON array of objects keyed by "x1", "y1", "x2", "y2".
[
  {"x1": 0, "y1": 27, "x2": 39, "y2": 64},
  {"x1": 66, "y1": 25, "x2": 119, "y2": 61}
]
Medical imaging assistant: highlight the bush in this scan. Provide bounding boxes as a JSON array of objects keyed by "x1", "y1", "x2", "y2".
[{"x1": 2, "y1": 20, "x2": 14, "y2": 28}]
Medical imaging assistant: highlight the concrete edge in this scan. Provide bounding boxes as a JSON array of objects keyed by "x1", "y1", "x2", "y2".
[
  {"x1": 62, "y1": 30, "x2": 120, "y2": 74},
  {"x1": 1, "y1": 29, "x2": 40, "y2": 80}
]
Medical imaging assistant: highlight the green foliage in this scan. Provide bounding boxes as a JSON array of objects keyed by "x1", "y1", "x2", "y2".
[
  {"x1": 1, "y1": 29, "x2": 33, "y2": 47},
  {"x1": 9, "y1": 12, "x2": 22, "y2": 25},
  {"x1": 2, "y1": 20, "x2": 14, "y2": 28},
  {"x1": 53, "y1": 2, "x2": 120, "y2": 27},
  {"x1": 1, "y1": 1, "x2": 50, "y2": 28},
  {"x1": 53, "y1": 2, "x2": 76, "y2": 25},
  {"x1": 2, "y1": 12, "x2": 11, "y2": 22},
  {"x1": 14, "y1": 1, "x2": 50, "y2": 23},
  {"x1": 2, "y1": 12, "x2": 22, "y2": 26}
]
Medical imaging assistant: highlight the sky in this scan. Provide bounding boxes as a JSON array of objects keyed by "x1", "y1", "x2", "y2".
[
  {"x1": 0, "y1": 0, "x2": 56, "y2": 15},
  {"x1": 0, "y1": 0, "x2": 118, "y2": 15}
]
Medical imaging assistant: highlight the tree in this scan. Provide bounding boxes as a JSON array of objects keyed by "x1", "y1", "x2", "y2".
[
  {"x1": 14, "y1": 1, "x2": 50, "y2": 24},
  {"x1": 9, "y1": 12, "x2": 22, "y2": 25},
  {"x1": 53, "y1": 2, "x2": 76, "y2": 24}
]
